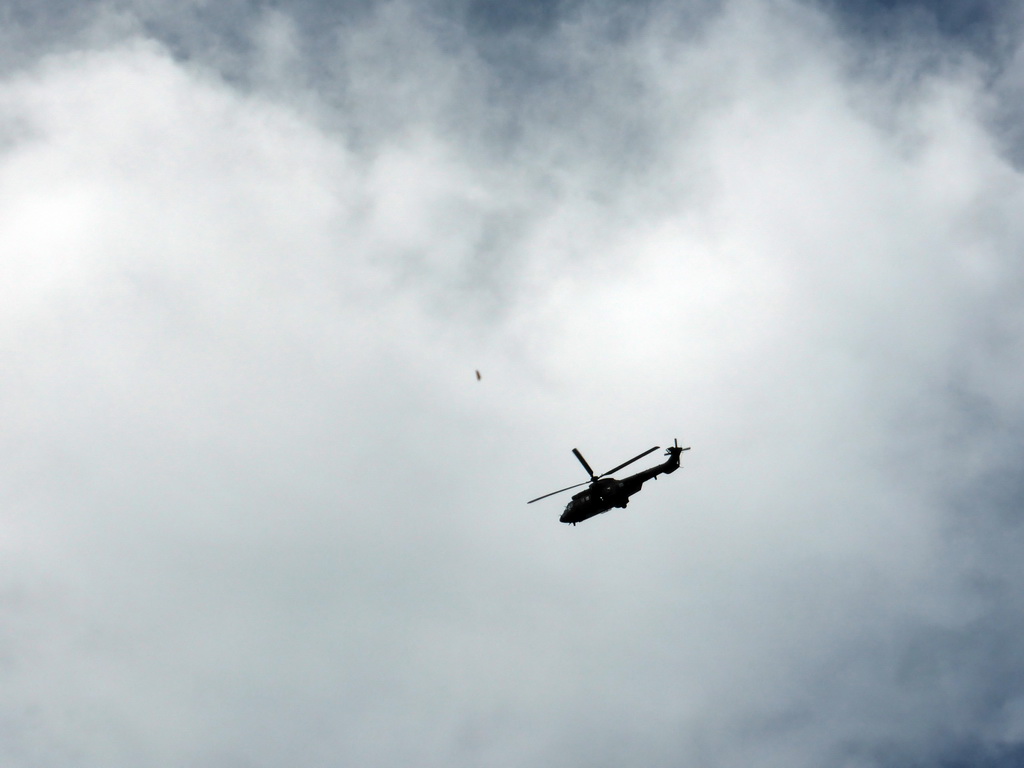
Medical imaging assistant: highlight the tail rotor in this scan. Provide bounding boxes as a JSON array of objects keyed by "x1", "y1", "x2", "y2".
[{"x1": 666, "y1": 438, "x2": 691, "y2": 458}]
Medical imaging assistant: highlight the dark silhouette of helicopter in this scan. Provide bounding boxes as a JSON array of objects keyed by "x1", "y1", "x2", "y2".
[{"x1": 528, "y1": 439, "x2": 690, "y2": 525}]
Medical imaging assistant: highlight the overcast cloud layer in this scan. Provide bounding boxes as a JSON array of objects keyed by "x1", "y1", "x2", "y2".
[{"x1": 3, "y1": 1, "x2": 1024, "y2": 766}]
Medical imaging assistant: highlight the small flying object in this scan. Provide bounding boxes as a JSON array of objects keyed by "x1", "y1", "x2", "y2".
[{"x1": 528, "y1": 439, "x2": 691, "y2": 525}]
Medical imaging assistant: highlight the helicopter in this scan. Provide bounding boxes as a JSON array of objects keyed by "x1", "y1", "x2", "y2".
[{"x1": 528, "y1": 439, "x2": 690, "y2": 525}]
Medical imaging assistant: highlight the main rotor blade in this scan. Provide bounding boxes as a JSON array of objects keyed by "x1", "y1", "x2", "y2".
[
  {"x1": 599, "y1": 446, "x2": 660, "y2": 478},
  {"x1": 528, "y1": 480, "x2": 591, "y2": 504},
  {"x1": 572, "y1": 448, "x2": 596, "y2": 479}
]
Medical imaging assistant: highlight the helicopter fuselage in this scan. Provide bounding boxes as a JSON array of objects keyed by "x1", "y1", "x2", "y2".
[{"x1": 559, "y1": 453, "x2": 681, "y2": 525}]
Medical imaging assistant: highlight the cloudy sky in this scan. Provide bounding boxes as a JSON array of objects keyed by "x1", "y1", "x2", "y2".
[{"x1": 3, "y1": 0, "x2": 1024, "y2": 765}]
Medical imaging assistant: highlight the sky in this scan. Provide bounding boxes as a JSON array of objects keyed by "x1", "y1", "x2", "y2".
[{"x1": 2, "y1": 0, "x2": 1024, "y2": 765}]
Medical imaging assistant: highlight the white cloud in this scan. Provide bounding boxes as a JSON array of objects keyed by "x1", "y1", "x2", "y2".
[{"x1": 2, "y1": 1, "x2": 1024, "y2": 766}]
